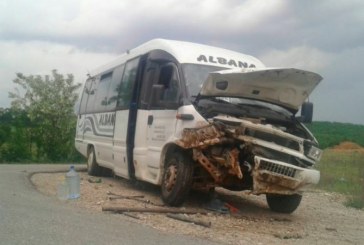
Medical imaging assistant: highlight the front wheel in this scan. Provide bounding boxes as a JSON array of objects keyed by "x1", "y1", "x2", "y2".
[
  {"x1": 266, "y1": 194, "x2": 302, "y2": 214},
  {"x1": 161, "y1": 151, "x2": 194, "y2": 206}
]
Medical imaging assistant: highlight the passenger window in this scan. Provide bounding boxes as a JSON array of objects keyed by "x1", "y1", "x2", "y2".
[
  {"x1": 85, "y1": 77, "x2": 99, "y2": 113},
  {"x1": 117, "y1": 58, "x2": 140, "y2": 109},
  {"x1": 94, "y1": 72, "x2": 113, "y2": 112},
  {"x1": 79, "y1": 78, "x2": 92, "y2": 114},
  {"x1": 106, "y1": 64, "x2": 125, "y2": 111}
]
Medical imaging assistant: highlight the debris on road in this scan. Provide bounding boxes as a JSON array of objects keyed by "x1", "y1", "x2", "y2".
[
  {"x1": 107, "y1": 191, "x2": 163, "y2": 206},
  {"x1": 88, "y1": 177, "x2": 102, "y2": 183},
  {"x1": 102, "y1": 206, "x2": 207, "y2": 215},
  {"x1": 205, "y1": 198, "x2": 229, "y2": 214},
  {"x1": 31, "y1": 171, "x2": 364, "y2": 245},
  {"x1": 122, "y1": 212, "x2": 140, "y2": 220},
  {"x1": 166, "y1": 213, "x2": 211, "y2": 228},
  {"x1": 224, "y1": 202, "x2": 240, "y2": 213}
]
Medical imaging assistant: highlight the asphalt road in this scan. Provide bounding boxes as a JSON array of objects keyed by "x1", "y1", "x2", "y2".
[{"x1": 0, "y1": 164, "x2": 221, "y2": 245}]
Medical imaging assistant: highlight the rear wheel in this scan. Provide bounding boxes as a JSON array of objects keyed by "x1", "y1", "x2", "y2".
[
  {"x1": 266, "y1": 194, "x2": 302, "y2": 214},
  {"x1": 87, "y1": 146, "x2": 103, "y2": 176},
  {"x1": 161, "y1": 151, "x2": 194, "y2": 206}
]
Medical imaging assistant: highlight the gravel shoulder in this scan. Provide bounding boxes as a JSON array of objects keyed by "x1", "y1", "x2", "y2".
[{"x1": 31, "y1": 170, "x2": 364, "y2": 245}]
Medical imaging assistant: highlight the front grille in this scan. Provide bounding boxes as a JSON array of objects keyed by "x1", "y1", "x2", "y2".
[
  {"x1": 259, "y1": 160, "x2": 297, "y2": 178},
  {"x1": 245, "y1": 128, "x2": 300, "y2": 151},
  {"x1": 253, "y1": 145, "x2": 313, "y2": 168}
]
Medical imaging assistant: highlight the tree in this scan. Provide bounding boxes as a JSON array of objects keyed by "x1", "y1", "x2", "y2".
[
  {"x1": 9, "y1": 70, "x2": 82, "y2": 161},
  {"x1": 0, "y1": 108, "x2": 32, "y2": 162}
]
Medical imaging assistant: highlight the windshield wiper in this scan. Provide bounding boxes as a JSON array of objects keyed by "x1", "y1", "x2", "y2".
[
  {"x1": 192, "y1": 95, "x2": 232, "y2": 106},
  {"x1": 238, "y1": 103, "x2": 291, "y2": 122},
  {"x1": 206, "y1": 97, "x2": 231, "y2": 104}
]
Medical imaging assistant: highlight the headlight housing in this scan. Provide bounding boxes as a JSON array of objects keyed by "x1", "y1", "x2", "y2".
[{"x1": 307, "y1": 145, "x2": 323, "y2": 161}]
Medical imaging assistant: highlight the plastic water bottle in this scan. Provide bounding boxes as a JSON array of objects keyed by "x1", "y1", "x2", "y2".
[
  {"x1": 66, "y1": 165, "x2": 80, "y2": 199},
  {"x1": 57, "y1": 180, "x2": 68, "y2": 201}
]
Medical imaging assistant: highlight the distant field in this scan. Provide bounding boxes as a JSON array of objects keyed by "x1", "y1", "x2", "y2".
[
  {"x1": 306, "y1": 121, "x2": 364, "y2": 149},
  {"x1": 316, "y1": 142, "x2": 364, "y2": 209}
]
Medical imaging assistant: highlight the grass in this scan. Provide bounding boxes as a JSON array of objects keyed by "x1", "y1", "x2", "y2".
[{"x1": 316, "y1": 149, "x2": 364, "y2": 209}]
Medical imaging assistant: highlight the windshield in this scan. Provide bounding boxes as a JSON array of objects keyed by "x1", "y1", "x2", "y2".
[
  {"x1": 182, "y1": 64, "x2": 292, "y2": 117},
  {"x1": 182, "y1": 64, "x2": 293, "y2": 118},
  {"x1": 225, "y1": 97, "x2": 292, "y2": 117},
  {"x1": 182, "y1": 64, "x2": 228, "y2": 98},
  {"x1": 198, "y1": 97, "x2": 292, "y2": 120}
]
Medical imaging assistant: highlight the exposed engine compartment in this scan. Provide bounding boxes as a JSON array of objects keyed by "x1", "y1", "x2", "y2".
[{"x1": 175, "y1": 98, "x2": 321, "y2": 195}]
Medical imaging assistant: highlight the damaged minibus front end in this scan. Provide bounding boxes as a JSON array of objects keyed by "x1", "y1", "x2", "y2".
[{"x1": 167, "y1": 68, "x2": 323, "y2": 213}]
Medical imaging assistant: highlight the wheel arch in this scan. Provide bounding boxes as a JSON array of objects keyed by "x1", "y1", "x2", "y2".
[{"x1": 87, "y1": 144, "x2": 97, "y2": 161}]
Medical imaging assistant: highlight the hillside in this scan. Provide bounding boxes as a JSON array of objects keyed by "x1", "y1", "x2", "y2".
[{"x1": 305, "y1": 121, "x2": 364, "y2": 149}]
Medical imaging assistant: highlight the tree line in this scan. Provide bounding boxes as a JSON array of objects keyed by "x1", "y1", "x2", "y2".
[
  {"x1": 305, "y1": 121, "x2": 364, "y2": 149},
  {"x1": 0, "y1": 70, "x2": 83, "y2": 163},
  {"x1": 1, "y1": 70, "x2": 363, "y2": 163}
]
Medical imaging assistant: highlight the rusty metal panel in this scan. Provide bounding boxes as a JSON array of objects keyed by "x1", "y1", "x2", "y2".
[
  {"x1": 176, "y1": 124, "x2": 224, "y2": 148},
  {"x1": 174, "y1": 117, "x2": 319, "y2": 195},
  {"x1": 192, "y1": 149, "x2": 224, "y2": 183}
]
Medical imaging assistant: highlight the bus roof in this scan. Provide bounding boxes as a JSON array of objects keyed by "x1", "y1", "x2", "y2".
[{"x1": 90, "y1": 39, "x2": 265, "y2": 76}]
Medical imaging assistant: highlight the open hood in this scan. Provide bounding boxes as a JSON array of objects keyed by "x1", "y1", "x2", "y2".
[{"x1": 200, "y1": 68, "x2": 323, "y2": 112}]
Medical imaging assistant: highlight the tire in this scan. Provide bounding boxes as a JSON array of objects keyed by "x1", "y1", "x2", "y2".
[
  {"x1": 266, "y1": 194, "x2": 302, "y2": 214},
  {"x1": 87, "y1": 146, "x2": 103, "y2": 176},
  {"x1": 161, "y1": 151, "x2": 194, "y2": 206}
]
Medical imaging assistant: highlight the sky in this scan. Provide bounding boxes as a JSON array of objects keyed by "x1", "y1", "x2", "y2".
[{"x1": 0, "y1": 0, "x2": 363, "y2": 124}]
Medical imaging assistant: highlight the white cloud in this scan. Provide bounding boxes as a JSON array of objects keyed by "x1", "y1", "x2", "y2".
[
  {"x1": 0, "y1": 0, "x2": 289, "y2": 50},
  {"x1": 0, "y1": 0, "x2": 363, "y2": 124},
  {"x1": 258, "y1": 46, "x2": 334, "y2": 72},
  {"x1": 0, "y1": 40, "x2": 117, "y2": 107},
  {"x1": 258, "y1": 46, "x2": 364, "y2": 124}
]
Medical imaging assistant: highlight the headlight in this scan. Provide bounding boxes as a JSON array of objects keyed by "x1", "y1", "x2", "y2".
[{"x1": 307, "y1": 145, "x2": 323, "y2": 161}]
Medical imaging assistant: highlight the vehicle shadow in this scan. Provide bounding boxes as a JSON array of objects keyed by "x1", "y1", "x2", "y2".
[{"x1": 114, "y1": 176, "x2": 275, "y2": 218}]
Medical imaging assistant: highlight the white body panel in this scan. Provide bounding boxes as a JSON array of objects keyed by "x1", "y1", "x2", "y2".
[
  {"x1": 201, "y1": 68, "x2": 322, "y2": 111},
  {"x1": 90, "y1": 39, "x2": 265, "y2": 77},
  {"x1": 112, "y1": 110, "x2": 130, "y2": 178},
  {"x1": 75, "y1": 112, "x2": 115, "y2": 170},
  {"x1": 133, "y1": 109, "x2": 179, "y2": 184}
]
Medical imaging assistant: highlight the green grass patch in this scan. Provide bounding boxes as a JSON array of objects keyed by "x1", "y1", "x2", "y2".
[
  {"x1": 316, "y1": 150, "x2": 364, "y2": 209},
  {"x1": 305, "y1": 121, "x2": 364, "y2": 149}
]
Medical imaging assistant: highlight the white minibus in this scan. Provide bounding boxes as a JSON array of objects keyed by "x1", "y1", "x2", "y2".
[{"x1": 75, "y1": 39, "x2": 322, "y2": 213}]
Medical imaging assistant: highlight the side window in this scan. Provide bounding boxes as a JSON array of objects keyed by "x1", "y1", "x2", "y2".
[
  {"x1": 79, "y1": 78, "x2": 92, "y2": 114},
  {"x1": 140, "y1": 62, "x2": 181, "y2": 109},
  {"x1": 158, "y1": 64, "x2": 180, "y2": 104},
  {"x1": 139, "y1": 61, "x2": 158, "y2": 109},
  {"x1": 106, "y1": 64, "x2": 125, "y2": 111},
  {"x1": 117, "y1": 58, "x2": 140, "y2": 109},
  {"x1": 94, "y1": 72, "x2": 113, "y2": 112},
  {"x1": 85, "y1": 77, "x2": 99, "y2": 113}
]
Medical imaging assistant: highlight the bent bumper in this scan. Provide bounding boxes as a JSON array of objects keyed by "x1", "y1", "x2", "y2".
[{"x1": 252, "y1": 156, "x2": 320, "y2": 195}]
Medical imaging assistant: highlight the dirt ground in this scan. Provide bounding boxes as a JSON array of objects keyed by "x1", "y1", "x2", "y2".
[
  {"x1": 331, "y1": 141, "x2": 364, "y2": 152},
  {"x1": 31, "y1": 168, "x2": 364, "y2": 245}
]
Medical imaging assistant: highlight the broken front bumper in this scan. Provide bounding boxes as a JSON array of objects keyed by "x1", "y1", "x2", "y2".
[{"x1": 252, "y1": 156, "x2": 320, "y2": 195}]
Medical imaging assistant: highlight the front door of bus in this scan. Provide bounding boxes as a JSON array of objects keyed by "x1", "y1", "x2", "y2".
[
  {"x1": 133, "y1": 61, "x2": 181, "y2": 183},
  {"x1": 113, "y1": 57, "x2": 140, "y2": 179}
]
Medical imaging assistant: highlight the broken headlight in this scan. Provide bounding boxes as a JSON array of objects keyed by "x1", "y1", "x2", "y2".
[{"x1": 307, "y1": 145, "x2": 323, "y2": 161}]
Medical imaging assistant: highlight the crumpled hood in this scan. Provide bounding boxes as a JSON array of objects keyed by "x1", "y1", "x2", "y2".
[{"x1": 200, "y1": 68, "x2": 323, "y2": 112}]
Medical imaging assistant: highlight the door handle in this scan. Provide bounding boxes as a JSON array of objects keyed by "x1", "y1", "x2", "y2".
[{"x1": 147, "y1": 115, "x2": 154, "y2": 125}]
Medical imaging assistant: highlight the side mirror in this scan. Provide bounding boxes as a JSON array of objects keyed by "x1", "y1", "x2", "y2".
[
  {"x1": 150, "y1": 84, "x2": 164, "y2": 108},
  {"x1": 300, "y1": 102, "x2": 313, "y2": 123},
  {"x1": 216, "y1": 80, "x2": 228, "y2": 90}
]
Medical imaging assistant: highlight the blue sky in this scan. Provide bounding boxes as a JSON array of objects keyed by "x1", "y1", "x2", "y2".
[{"x1": 0, "y1": 0, "x2": 363, "y2": 124}]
